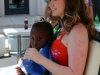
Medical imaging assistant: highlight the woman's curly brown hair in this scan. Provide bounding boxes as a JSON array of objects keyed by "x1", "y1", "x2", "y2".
[{"x1": 49, "y1": 0, "x2": 97, "y2": 41}]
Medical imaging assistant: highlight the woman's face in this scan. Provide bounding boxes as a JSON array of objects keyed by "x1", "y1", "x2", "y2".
[{"x1": 49, "y1": 0, "x2": 65, "y2": 18}]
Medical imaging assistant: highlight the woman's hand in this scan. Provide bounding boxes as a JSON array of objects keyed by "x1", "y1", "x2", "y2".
[
  {"x1": 15, "y1": 67, "x2": 26, "y2": 75},
  {"x1": 23, "y1": 48, "x2": 42, "y2": 64}
]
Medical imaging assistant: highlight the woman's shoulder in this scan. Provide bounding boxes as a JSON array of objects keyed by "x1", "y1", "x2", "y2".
[
  {"x1": 68, "y1": 23, "x2": 88, "y2": 43},
  {"x1": 70, "y1": 23, "x2": 88, "y2": 36}
]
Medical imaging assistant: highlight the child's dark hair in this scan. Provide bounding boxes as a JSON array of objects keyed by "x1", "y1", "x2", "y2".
[
  {"x1": 31, "y1": 21, "x2": 53, "y2": 37},
  {"x1": 27, "y1": 21, "x2": 53, "y2": 48}
]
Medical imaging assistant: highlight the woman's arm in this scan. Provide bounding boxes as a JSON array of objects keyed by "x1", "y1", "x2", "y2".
[
  {"x1": 67, "y1": 24, "x2": 88, "y2": 75},
  {"x1": 24, "y1": 24, "x2": 88, "y2": 75}
]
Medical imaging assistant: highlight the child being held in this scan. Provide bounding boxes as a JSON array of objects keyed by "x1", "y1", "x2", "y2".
[{"x1": 15, "y1": 17, "x2": 53, "y2": 75}]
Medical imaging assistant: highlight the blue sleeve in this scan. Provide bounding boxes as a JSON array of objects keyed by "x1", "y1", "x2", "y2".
[
  {"x1": 44, "y1": 0, "x2": 49, "y2": 3},
  {"x1": 89, "y1": 0, "x2": 93, "y2": 6}
]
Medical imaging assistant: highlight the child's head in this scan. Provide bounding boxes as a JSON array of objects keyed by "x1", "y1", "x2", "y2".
[{"x1": 30, "y1": 21, "x2": 53, "y2": 50}]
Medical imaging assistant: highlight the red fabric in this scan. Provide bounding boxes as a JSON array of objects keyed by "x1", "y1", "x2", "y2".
[{"x1": 51, "y1": 34, "x2": 68, "y2": 66}]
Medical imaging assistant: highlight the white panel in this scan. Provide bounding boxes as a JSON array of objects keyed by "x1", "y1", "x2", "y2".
[
  {"x1": 21, "y1": 38, "x2": 29, "y2": 51},
  {"x1": 8, "y1": 36, "x2": 30, "y2": 55},
  {"x1": 29, "y1": 0, "x2": 38, "y2": 16},
  {"x1": 0, "y1": 0, "x2": 5, "y2": 16},
  {"x1": 37, "y1": 0, "x2": 46, "y2": 16},
  {"x1": 8, "y1": 38, "x2": 17, "y2": 51},
  {"x1": 0, "y1": 35, "x2": 5, "y2": 57}
]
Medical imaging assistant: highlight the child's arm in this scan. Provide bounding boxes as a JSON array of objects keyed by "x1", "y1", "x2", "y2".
[
  {"x1": 15, "y1": 67, "x2": 26, "y2": 75},
  {"x1": 15, "y1": 66, "x2": 31, "y2": 75}
]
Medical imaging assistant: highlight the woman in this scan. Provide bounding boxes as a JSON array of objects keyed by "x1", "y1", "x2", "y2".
[{"x1": 24, "y1": 0, "x2": 97, "y2": 75}]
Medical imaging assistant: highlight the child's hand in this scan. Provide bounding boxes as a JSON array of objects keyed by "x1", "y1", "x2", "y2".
[{"x1": 15, "y1": 66, "x2": 26, "y2": 75}]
